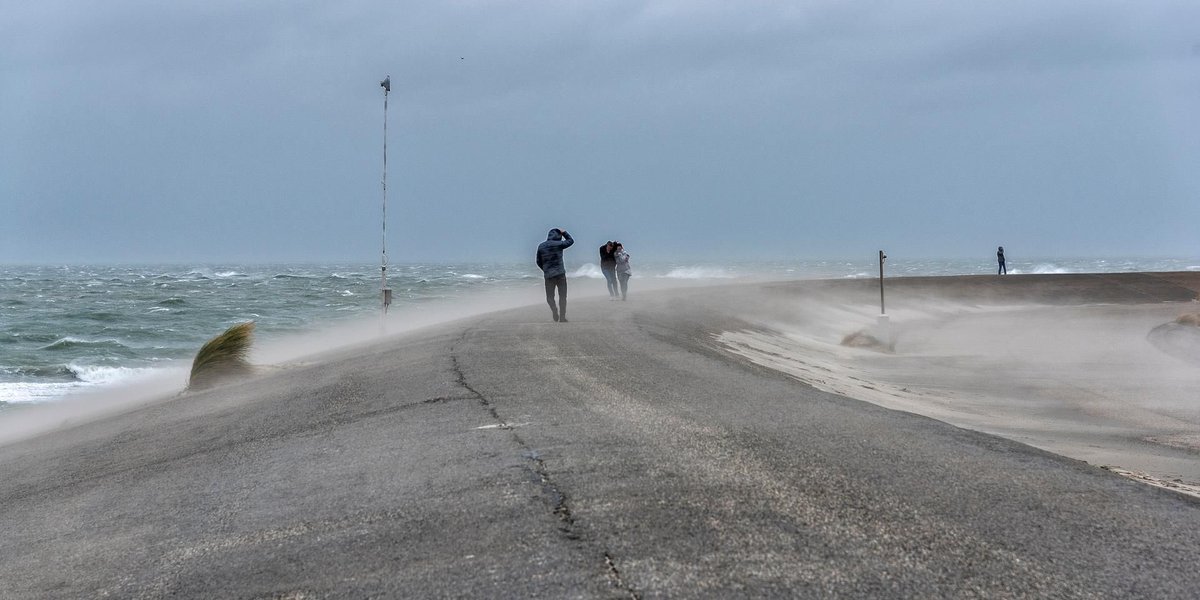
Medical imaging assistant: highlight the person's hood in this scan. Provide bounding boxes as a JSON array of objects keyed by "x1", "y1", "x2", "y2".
[{"x1": 547, "y1": 229, "x2": 562, "y2": 241}]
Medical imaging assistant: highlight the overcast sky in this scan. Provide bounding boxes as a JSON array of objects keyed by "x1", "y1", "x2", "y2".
[{"x1": 2, "y1": 1, "x2": 1198, "y2": 264}]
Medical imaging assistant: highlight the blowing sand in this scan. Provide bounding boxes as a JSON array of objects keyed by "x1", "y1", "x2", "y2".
[
  {"x1": 5, "y1": 272, "x2": 1200, "y2": 596},
  {"x1": 716, "y1": 273, "x2": 1200, "y2": 496}
]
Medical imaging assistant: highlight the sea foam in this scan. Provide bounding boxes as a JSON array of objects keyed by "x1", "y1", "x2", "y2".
[{"x1": 661, "y1": 266, "x2": 735, "y2": 279}]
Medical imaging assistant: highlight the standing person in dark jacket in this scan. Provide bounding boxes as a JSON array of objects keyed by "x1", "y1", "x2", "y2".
[
  {"x1": 997, "y1": 246, "x2": 1007, "y2": 275},
  {"x1": 599, "y1": 241, "x2": 618, "y2": 299},
  {"x1": 536, "y1": 228, "x2": 574, "y2": 322}
]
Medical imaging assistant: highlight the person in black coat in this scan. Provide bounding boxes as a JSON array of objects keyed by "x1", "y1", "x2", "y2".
[{"x1": 600, "y1": 241, "x2": 618, "y2": 299}]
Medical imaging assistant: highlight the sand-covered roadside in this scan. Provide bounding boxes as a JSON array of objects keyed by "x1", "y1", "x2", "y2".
[{"x1": 716, "y1": 272, "x2": 1200, "y2": 496}]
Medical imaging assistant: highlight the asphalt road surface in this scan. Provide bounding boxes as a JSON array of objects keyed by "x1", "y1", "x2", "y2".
[{"x1": 2, "y1": 281, "x2": 1199, "y2": 598}]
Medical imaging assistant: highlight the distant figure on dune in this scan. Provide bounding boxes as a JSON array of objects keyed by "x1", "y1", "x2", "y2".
[
  {"x1": 600, "y1": 241, "x2": 618, "y2": 299},
  {"x1": 613, "y1": 242, "x2": 632, "y2": 300},
  {"x1": 997, "y1": 246, "x2": 1007, "y2": 275},
  {"x1": 536, "y1": 228, "x2": 574, "y2": 322}
]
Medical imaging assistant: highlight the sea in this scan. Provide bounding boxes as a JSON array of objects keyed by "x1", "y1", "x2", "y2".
[{"x1": 2, "y1": 257, "x2": 1198, "y2": 407}]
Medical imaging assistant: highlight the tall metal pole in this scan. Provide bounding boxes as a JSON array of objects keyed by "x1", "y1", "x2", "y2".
[
  {"x1": 380, "y1": 76, "x2": 392, "y2": 314},
  {"x1": 878, "y1": 250, "x2": 887, "y2": 315}
]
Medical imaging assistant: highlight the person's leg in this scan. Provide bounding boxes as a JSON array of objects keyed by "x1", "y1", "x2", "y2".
[
  {"x1": 556, "y1": 276, "x2": 568, "y2": 321},
  {"x1": 619, "y1": 273, "x2": 629, "y2": 300},
  {"x1": 544, "y1": 277, "x2": 559, "y2": 321},
  {"x1": 603, "y1": 268, "x2": 617, "y2": 297}
]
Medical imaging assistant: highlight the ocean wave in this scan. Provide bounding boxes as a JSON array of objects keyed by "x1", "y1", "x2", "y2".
[
  {"x1": 571, "y1": 264, "x2": 606, "y2": 279},
  {"x1": 39, "y1": 337, "x2": 132, "y2": 352},
  {"x1": 461, "y1": 274, "x2": 486, "y2": 280},
  {"x1": 9, "y1": 332, "x2": 59, "y2": 345},
  {"x1": 81, "y1": 311, "x2": 123, "y2": 322},
  {"x1": 67, "y1": 363, "x2": 160, "y2": 385},
  {"x1": 0, "y1": 381, "x2": 82, "y2": 403},
  {"x1": 0, "y1": 362, "x2": 167, "y2": 403},
  {"x1": 1, "y1": 364, "x2": 78, "y2": 381},
  {"x1": 661, "y1": 267, "x2": 736, "y2": 279},
  {"x1": 158, "y1": 297, "x2": 187, "y2": 306},
  {"x1": 1031, "y1": 264, "x2": 1071, "y2": 275}
]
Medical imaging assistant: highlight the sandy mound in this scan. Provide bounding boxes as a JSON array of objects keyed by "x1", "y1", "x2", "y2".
[
  {"x1": 840, "y1": 330, "x2": 892, "y2": 352},
  {"x1": 1147, "y1": 321, "x2": 1200, "y2": 367}
]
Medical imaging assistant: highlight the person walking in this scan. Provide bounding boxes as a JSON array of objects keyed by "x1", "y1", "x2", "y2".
[
  {"x1": 613, "y1": 242, "x2": 632, "y2": 301},
  {"x1": 600, "y1": 241, "x2": 618, "y2": 299},
  {"x1": 536, "y1": 228, "x2": 574, "y2": 322},
  {"x1": 997, "y1": 246, "x2": 1007, "y2": 275}
]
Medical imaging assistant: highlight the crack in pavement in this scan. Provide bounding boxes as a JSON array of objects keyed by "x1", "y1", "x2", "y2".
[
  {"x1": 449, "y1": 329, "x2": 641, "y2": 599},
  {"x1": 605, "y1": 552, "x2": 641, "y2": 600},
  {"x1": 520, "y1": 448, "x2": 577, "y2": 538}
]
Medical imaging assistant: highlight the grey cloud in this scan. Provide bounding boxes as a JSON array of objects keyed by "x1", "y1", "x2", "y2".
[{"x1": 2, "y1": 0, "x2": 1198, "y2": 263}]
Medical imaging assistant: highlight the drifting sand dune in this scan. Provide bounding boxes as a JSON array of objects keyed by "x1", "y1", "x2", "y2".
[{"x1": 718, "y1": 272, "x2": 1200, "y2": 496}]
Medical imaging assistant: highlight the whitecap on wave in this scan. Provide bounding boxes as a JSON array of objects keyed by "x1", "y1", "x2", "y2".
[
  {"x1": 571, "y1": 264, "x2": 606, "y2": 279},
  {"x1": 0, "y1": 364, "x2": 164, "y2": 404},
  {"x1": 40, "y1": 337, "x2": 130, "y2": 352},
  {"x1": 0, "y1": 381, "x2": 81, "y2": 403},
  {"x1": 661, "y1": 267, "x2": 735, "y2": 279},
  {"x1": 67, "y1": 363, "x2": 161, "y2": 386},
  {"x1": 1031, "y1": 264, "x2": 1071, "y2": 275}
]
